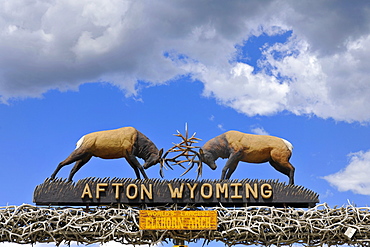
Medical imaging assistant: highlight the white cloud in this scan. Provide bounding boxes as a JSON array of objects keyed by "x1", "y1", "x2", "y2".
[
  {"x1": 250, "y1": 126, "x2": 269, "y2": 135},
  {"x1": 260, "y1": 38, "x2": 329, "y2": 116},
  {"x1": 1, "y1": 1, "x2": 370, "y2": 122},
  {"x1": 277, "y1": 1, "x2": 370, "y2": 56},
  {"x1": 259, "y1": 34, "x2": 370, "y2": 123},
  {"x1": 0, "y1": 0, "x2": 185, "y2": 102},
  {"x1": 320, "y1": 189, "x2": 334, "y2": 199},
  {"x1": 198, "y1": 62, "x2": 289, "y2": 116},
  {"x1": 217, "y1": 124, "x2": 225, "y2": 131},
  {"x1": 323, "y1": 150, "x2": 370, "y2": 195}
]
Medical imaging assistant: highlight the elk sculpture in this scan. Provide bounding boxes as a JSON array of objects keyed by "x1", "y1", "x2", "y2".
[
  {"x1": 199, "y1": 131, "x2": 295, "y2": 184},
  {"x1": 51, "y1": 127, "x2": 163, "y2": 181}
]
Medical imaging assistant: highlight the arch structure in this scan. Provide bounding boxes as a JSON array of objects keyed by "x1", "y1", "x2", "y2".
[{"x1": 1, "y1": 203, "x2": 369, "y2": 246}]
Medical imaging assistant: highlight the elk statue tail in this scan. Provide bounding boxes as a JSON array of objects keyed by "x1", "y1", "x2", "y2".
[
  {"x1": 75, "y1": 136, "x2": 85, "y2": 150},
  {"x1": 282, "y1": 138, "x2": 293, "y2": 152}
]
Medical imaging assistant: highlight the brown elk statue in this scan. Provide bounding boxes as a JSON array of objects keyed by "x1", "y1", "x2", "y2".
[
  {"x1": 199, "y1": 130, "x2": 295, "y2": 184},
  {"x1": 51, "y1": 127, "x2": 163, "y2": 181}
]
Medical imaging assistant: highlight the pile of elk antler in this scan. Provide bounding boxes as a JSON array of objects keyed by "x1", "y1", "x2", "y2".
[
  {"x1": 2, "y1": 203, "x2": 370, "y2": 246},
  {"x1": 159, "y1": 124, "x2": 203, "y2": 178}
]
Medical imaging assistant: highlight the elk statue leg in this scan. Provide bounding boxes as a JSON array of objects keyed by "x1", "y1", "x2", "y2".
[
  {"x1": 221, "y1": 152, "x2": 243, "y2": 179},
  {"x1": 125, "y1": 155, "x2": 149, "y2": 179},
  {"x1": 68, "y1": 155, "x2": 92, "y2": 182},
  {"x1": 51, "y1": 150, "x2": 91, "y2": 179},
  {"x1": 269, "y1": 156, "x2": 295, "y2": 184}
]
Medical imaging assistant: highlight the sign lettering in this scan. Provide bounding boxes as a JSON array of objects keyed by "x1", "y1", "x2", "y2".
[
  {"x1": 34, "y1": 178, "x2": 319, "y2": 207},
  {"x1": 139, "y1": 210, "x2": 217, "y2": 230},
  {"x1": 79, "y1": 182, "x2": 273, "y2": 200}
]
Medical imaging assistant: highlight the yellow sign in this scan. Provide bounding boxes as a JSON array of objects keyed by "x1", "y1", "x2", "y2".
[{"x1": 139, "y1": 210, "x2": 217, "y2": 230}]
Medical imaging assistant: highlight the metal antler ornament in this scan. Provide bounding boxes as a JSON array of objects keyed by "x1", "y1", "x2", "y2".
[{"x1": 160, "y1": 124, "x2": 203, "y2": 178}]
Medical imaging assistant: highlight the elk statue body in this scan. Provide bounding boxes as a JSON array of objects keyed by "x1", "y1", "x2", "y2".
[
  {"x1": 51, "y1": 127, "x2": 163, "y2": 181},
  {"x1": 200, "y1": 131, "x2": 295, "y2": 184}
]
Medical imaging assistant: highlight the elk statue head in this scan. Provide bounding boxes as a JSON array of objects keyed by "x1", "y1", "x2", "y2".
[{"x1": 198, "y1": 148, "x2": 217, "y2": 171}]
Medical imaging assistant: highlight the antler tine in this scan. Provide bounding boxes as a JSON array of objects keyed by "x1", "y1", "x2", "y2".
[
  {"x1": 164, "y1": 160, "x2": 175, "y2": 170},
  {"x1": 190, "y1": 132, "x2": 202, "y2": 140},
  {"x1": 178, "y1": 145, "x2": 200, "y2": 149},
  {"x1": 175, "y1": 129, "x2": 186, "y2": 138},
  {"x1": 159, "y1": 159, "x2": 165, "y2": 178},
  {"x1": 170, "y1": 159, "x2": 189, "y2": 169},
  {"x1": 171, "y1": 150, "x2": 191, "y2": 160},
  {"x1": 185, "y1": 122, "x2": 189, "y2": 141},
  {"x1": 166, "y1": 143, "x2": 189, "y2": 153},
  {"x1": 162, "y1": 149, "x2": 171, "y2": 159},
  {"x1": 175, "y1": 162, "x2": 187, "y2": 169},
  {"x1": 159, "y1": 148, "x2": 177, "y2": 178},
  {"x1": 177, "y1": 132, "x2": 188, "y2": 143},
  {"x1": 190, "y1": 136, "x2": 202, "y2": 141},
  {"x1": 195, "y1": 161, "x2": 203, "y2": 180},
  {"x1": 180, "y1": 160, "x2": 195, "y2": 177},
  {"x1": 192, "y1": 150, "x2": 203, "y2": 179}
]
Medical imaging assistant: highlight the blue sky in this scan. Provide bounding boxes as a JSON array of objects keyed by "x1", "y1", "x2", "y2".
[{"x1": 1, "y1": 1, "x2": 370, "y2": 246}]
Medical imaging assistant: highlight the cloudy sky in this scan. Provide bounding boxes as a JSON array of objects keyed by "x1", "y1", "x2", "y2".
[{"x1": 1, "y1": 0, "x2": 370, "y2": 246}]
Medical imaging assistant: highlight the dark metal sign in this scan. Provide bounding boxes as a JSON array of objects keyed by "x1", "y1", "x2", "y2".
[{"x1": 34, "y1": 178, "x2": 319, "y2": 207}]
